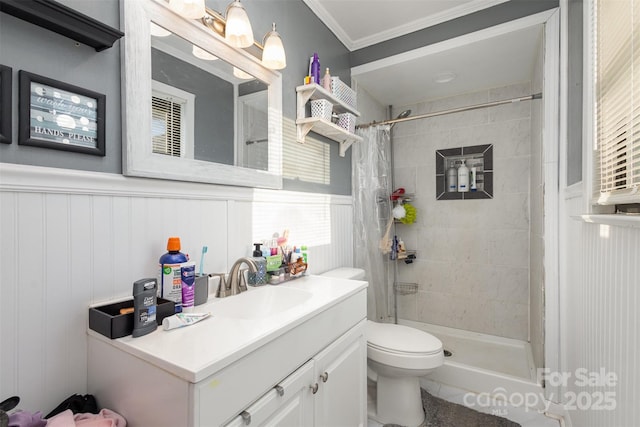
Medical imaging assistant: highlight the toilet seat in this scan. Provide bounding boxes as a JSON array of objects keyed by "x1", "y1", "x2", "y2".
[{"x1": 366, "y1": 321, "x2": 443, "y2": 370}]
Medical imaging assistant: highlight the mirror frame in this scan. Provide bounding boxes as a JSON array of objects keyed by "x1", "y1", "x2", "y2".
[{"x1": 121, "y1": 0, "x2": 283, "y2": 189}]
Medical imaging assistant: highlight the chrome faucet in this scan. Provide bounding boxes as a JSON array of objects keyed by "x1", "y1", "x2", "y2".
[{"x1": 215, "y1": 257, "x2": 259, "y2": 298}]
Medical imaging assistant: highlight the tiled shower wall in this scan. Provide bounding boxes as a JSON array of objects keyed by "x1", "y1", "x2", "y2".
[{"x1": 392, "y1": 82, "x2": 533, "y2": 340}]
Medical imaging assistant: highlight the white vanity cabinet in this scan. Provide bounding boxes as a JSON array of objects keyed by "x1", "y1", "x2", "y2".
[
  {"x1": 313, "y1": 323, "x2": 367, "y2": 427},
  {"x1": 224, "y1": 321, "x2": 367, "y2": 427},
  {"x1": 87, "y1": 277, "x2": 367, "y2": 427}
]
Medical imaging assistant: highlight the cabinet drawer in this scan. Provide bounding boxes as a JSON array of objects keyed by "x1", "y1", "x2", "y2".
[{"x1": 224, "y1": 361, "x2": 314, "y2": 427}]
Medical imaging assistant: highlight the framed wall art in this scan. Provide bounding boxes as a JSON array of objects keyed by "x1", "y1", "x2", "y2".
[
  {"x1": 0, "y1": 65, "x2": 11, "y2": 144},
  {"x1": 19, "y1": 71, "x2": 105, "y2": 156}
]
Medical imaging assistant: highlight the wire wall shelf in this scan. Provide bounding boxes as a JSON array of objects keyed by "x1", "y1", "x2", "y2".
[{"x1": 393, "y1": 282, "x2": 418, "y2": 295}]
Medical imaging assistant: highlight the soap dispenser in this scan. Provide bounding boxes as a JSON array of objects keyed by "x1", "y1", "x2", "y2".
[{"x1": 249, "y1": 243, "x2": 267, "y2": 285}]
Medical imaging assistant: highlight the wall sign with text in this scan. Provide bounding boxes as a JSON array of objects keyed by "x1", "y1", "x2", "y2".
[
  {"x1": 19, "y1": 71, "x2": 105, "y2": 156},
  {"x1": 0, "y1": 65, "x2": 11, "y2": 144}
]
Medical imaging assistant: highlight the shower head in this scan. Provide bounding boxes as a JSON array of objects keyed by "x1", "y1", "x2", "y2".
[
  {"x1": 396, "y1": 110, "x2": 411, "y2": 119},
  {"x1": 390, "y1": 109, "x2": 411, "y2": 128}
]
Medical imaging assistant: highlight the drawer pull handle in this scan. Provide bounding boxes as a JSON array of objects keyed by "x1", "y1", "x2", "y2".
[
  {"x1": 275, "y1": 385, "x2": 285, "y2": 396},
  {"x1": 320, "y1": 372, "x2": 329, "y2": 383},
  {"x1": 310, "y1": 383, "x2": 319, "y2": 394},
  {"x1": 241, "y1": 411, "x2": 251, "y2": 425}
]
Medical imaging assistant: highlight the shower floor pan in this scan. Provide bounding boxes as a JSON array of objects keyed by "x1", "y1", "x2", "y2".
[{"x1": 399, "y1": 319, "x2": 543, "y2": 401}]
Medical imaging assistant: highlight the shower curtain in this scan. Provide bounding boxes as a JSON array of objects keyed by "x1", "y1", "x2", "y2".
[{"x1": 353, "y1": 126, "x2": 392, "y2": 322}]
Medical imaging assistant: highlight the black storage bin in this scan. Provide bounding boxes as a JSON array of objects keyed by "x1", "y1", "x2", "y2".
[{"x1": 89, "y1": 298, "x2": 174, "y2": 339}]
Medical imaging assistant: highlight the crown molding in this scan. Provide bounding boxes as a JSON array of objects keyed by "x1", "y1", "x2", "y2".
[{"x1": 303, "y1": 0, "x2": 508, "y2": 51}]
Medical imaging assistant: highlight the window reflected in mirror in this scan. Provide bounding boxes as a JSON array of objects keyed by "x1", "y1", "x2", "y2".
[{"x1": 149, "y1": 21, "x2": 268, "y2": 169}]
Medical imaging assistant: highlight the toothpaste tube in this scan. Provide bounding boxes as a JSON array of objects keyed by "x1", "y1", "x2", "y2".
[{"x1": 162, "y1": 312, "x2": 211, "y2": 331}]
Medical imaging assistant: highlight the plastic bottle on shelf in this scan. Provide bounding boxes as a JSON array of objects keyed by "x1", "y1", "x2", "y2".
[
  {"x1": 457, "y1": 160, "x2": 469, "y2": 193},
  {"x1": 470, "y1": 166, "x2": 478, "y2": 191},
  {"x1": 311, "y1": 53, "x2": 321, "y2": 85},
  {"x1": 322, "y1": 68, "x2": 332, "y2": 91},
  {"x1": 446, "y1": 161, "x2": 458, "y2": 192}
]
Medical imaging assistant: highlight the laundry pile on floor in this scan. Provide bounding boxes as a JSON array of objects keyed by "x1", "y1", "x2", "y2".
[{"x1": 1, "y1": 394, "x2": 126, "y2": 427}]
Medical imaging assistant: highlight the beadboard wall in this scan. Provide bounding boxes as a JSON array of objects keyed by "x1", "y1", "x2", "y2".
[
  {"x1": 561, "y1": 193, "x2": 640, "y2": 425},
  {"x1": 0, "y1": 163, "x2": 353, "y2": 414}
]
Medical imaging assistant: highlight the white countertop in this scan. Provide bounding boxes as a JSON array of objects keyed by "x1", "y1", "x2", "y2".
[{"x1": 87, "y1": 275, "x2": 367, "y2": 383}]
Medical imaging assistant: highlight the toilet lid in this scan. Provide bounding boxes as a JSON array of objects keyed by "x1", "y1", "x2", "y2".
[{"x1": 367, "y1": 321, "x2": 442, "y2": 354}]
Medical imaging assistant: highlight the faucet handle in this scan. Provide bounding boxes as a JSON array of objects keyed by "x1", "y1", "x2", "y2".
[
  {"x1": 238, "y1": 268, "x2": 248, "y2": 293},
  {"x1": 211, "y1": 273, "x2": 230, "y2": 298}
]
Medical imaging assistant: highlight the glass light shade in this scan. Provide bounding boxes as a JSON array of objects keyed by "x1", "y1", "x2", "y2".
[
  {"x1": 192, "y1": 45, "x2": 218, "y2": 61},
  {"x1": 225, "y1": 0, "x2": 254, "y2": 48},
  {"x1": 262, "y1": 23, "x2": 286, "y2": 70},
  {"x1": 233, "y1": 67, "x2": 254, "y2": 80},
  {"x1": 150, "y1": 22, "x2": 171, "y2": 37},
  {"x1": 168, "y1": 0, "x2": 206, "y2": 19}
]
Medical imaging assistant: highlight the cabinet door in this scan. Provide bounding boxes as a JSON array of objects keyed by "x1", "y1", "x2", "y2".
[
  {"x1": 224, "y1": 360, "x2": 315, "y2": 427},
  {"x1": 313, "y1": 320, "x2": 367, "y2": 427}
]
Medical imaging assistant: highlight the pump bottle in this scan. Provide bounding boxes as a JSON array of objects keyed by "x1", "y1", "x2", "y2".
[{"x1": 457, "y1": 160, "x2": 469, "y2": 192}]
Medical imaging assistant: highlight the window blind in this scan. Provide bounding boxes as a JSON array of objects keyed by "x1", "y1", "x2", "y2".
[
  {"x1": 152, "y1": 96, "x2": 183, "y2": 157},
  {"x1": 594, "y1": 0, "x2": 640, "y2": 204}
]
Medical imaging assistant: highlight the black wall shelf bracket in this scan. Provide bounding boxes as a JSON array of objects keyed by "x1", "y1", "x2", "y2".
[{"x1": 0, "y1": 0, "x2": 124, "y2": 52}]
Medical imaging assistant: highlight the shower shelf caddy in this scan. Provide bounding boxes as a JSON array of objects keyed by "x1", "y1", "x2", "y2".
[{"x1": 296, "y1": 84, "x2": 362, "y2": 157}]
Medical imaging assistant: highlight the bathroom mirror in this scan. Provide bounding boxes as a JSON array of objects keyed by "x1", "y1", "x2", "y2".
[{"x1": 121, "y1": 0, "x2": 283, "y2": 188}]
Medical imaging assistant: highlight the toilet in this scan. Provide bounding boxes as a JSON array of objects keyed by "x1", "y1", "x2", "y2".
[{"x1": 320, "y1": 268, "x2": 444, "y2": 427}]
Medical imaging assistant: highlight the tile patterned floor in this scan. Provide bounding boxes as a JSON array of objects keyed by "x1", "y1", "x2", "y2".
[{"x1": 367, "y1": 380, "x2": 561, "y2": 427}]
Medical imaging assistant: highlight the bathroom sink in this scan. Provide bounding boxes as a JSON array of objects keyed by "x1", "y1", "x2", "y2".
[{"x1": 212, "y1": 285, "x2": 312, "y2": 319}]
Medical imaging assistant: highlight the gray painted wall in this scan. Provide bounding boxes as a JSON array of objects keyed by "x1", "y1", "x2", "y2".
[
  {"x1": 0, "y1": 0, "x2": 353, "y2": 195},
  {"x1": 350, "y1": 0, "x2": 559, "y2": 67},
  {"x1": 0, "y1": 0, "x2": 121, "y2": 173}
]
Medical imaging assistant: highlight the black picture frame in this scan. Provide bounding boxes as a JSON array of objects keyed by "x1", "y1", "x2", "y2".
[
  {"x1": 18, "y1": 70, "x2": 105, "y2": 156},
  {"x1": 0, "y1": 65, "x2": 11, "y2": 144}
]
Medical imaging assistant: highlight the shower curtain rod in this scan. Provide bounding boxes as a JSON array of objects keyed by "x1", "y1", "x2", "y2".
[{"x1": 356, "y1": 93, "x2": 542, "y2": 130}]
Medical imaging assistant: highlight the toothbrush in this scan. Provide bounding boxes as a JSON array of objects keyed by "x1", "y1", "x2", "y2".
[{"x1": 198, "y1": 246, "x2": 208, "y2": 276}]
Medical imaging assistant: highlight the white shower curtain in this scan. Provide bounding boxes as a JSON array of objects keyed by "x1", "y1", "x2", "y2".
[{"x1": 353, "y1": 126, "x2": 392, "y2": 322}]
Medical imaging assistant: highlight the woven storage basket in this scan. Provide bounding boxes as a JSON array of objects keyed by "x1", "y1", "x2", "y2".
[
  {"x1": 310, "y1": 99, "x2": 333, "y2": 121},
  {"x1": 330, "y1": 77, "x2": 357, "y2": 109},
  {"x1": 337, "y1": 112, "x2": 356, "y2": 133}
]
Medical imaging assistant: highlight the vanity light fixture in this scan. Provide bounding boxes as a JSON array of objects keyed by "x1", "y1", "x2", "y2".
[
  {"x1": 171, "y1": 0, "x2": 287, "y2": 70},
  {"x1": 233, "y1": 67, "x2": 254, "y2": 80},
  {"x1": 192, "y1": 44, "x2": 218, "y2": 61},
  {"x1": 261, "y1": 23, "x2": 286, "y2": 70},
  {"x1": 168, "y1": 0, "x2": 206, "y2": 19},
  {"x1": 224, "y1": 0, "x2": 254, "y2": 48},
  {"x1": 150, "y1": 22, "x2": 171, "y2": 37}
]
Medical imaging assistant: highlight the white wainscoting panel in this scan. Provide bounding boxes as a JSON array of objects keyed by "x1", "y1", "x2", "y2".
[
  {"x1": 0, "y1": 164, "x2": 353, "y2": 414},
  {"x1": 562, "y1": 195, "x2": 640, "y2": 426}
]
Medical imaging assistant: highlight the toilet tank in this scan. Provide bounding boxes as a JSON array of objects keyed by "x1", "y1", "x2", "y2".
[{"x1": 320, "y1": 267, "x2": 365, "y2": 280}]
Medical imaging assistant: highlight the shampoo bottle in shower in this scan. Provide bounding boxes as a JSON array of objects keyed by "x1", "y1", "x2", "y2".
[
  {"x1": 446, "y1": 161, "x2": 458, "y2": 192},
  {"x1": 457, "y1": 160, "x2": 469, "y2": 192},
  {"x1": 470, "y1": 166, "x2": 477, "y2": 191}
]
